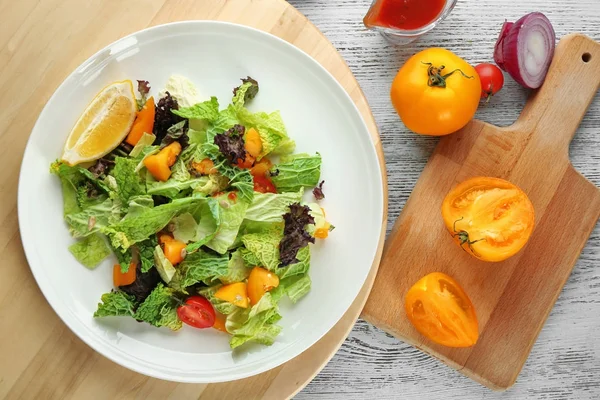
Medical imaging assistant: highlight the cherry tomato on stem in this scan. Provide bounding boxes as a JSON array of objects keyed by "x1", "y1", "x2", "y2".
[
  {"x1": 177, "y1": 296, "x2": 216, "y2": 329},
  {"x1": 475, "y1": 63, "x2": 504, "y2": 101}
]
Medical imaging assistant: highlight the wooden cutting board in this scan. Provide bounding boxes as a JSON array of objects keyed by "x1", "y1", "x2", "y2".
[
  {"x1": 0, "y1": 0, "x2": 387, "y2": 399},
  {"x1": 362, "y1": 33, "x2": 600, "y2": 391}
]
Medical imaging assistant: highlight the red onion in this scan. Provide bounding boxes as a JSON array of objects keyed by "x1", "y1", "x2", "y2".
[{"x1": 493, "y1": 12, "x2": 556, "y2": 89}]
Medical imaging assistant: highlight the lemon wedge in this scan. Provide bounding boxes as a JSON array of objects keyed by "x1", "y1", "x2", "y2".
[{"x1": 62, "y1": 80, "x2": 137, "y2": 165}]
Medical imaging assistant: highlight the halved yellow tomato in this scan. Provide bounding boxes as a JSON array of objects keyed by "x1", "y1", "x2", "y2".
[
  {"x1": 441, "y1": 177, "x2": 535, "y2": 262},
  {"x1": 405, "y1": 272, "x2": 478, "y2": 348}
]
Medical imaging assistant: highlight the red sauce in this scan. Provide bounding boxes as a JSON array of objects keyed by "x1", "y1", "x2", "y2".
[
  {"x1": 364, "y1": 0, "x2": 446, "y2": 31},
  {"x1": 228, "y1": 192, "x2": 238, "y2": 202}
]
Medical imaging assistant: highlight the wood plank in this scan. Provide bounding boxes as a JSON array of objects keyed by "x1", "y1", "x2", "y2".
[
  {"x1": 362, "y1": 34, "x2": 600, "y2": 390},
  {"x1": 294, "y1": 0, "x2": 600, "y2": 397},
  {"x1": 0, "y1": 0, "x2": 387, "y2": 398}
]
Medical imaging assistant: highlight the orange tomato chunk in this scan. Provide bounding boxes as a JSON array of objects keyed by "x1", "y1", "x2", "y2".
[
  {"x1": 215, "y1": 282, "x2": 249, "y2": 308},
  {"x1": 192, "y1": 158, "x2": 216, "y2": 175},
  {"x1": 113, "y1": 263, "x2": 136, "y2": 286},
  {"x1": 126, "y1": 97, "x2": 155, "y2": 146},
  {"x1": 247, "y1": 267, "x2": 280, "y2": 305},
  {"x1": 213, "y1": 313, "x2": 228, "y2": 333},
  {"x1": 144, "y1": 141, "x2": 182, "y2": 182},
  {"x1": 244, "y1": 128, "x2": 262, "y2": 158}
]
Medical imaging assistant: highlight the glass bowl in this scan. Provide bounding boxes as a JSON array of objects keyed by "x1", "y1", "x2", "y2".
[{"x1": 363, "y1": 0, "x2": 458, "y2": 45}]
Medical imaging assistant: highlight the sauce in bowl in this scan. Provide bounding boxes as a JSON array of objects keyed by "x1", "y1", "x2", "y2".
[{"x1": 364, "y1": 0, "x2": 447, "y2": 31}]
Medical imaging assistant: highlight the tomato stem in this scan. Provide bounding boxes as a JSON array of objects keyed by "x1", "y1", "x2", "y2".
[
  {"x1": 422, "y1": 62, "x2": 474, "y2": 88},
  {"x1": 484, "y1": 83, "x2": 494, "y2": 104},
  {"x1": 452, "y1": 217, "x2": 484, "y2": 257}
]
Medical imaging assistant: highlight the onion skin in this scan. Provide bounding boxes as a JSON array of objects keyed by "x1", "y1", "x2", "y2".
[
  {"x1": 493, "y1": 12, "x2": 556, "y2": 89},
  {"x1": 493, "y1": 21, "x2": 513, "y2": 70}
]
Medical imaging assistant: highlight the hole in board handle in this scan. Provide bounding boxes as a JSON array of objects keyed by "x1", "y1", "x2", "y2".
[{"x1": 582, "y1": 53, "x2": 592, "y2": 63}]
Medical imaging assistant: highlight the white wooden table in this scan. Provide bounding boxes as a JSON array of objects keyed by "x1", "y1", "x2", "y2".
[{"x1": 290, "y1": 0, "x2": 600, "y2": 398}]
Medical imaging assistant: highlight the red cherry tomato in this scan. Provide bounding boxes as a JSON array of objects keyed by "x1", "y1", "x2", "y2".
[
  {"x1": 177, "y1": 296, "x2": 216, "y2": 329},
  {"x1": 253, "y1": 175, "x2": 276, "y2": 193},
  {"x1": 475, "y1": 63, "x2": 504, "y2": 100}
]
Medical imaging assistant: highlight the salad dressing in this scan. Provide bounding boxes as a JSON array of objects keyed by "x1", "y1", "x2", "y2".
[{"x1": 364, "y1": 0, "x2": 446, "y2": 31}]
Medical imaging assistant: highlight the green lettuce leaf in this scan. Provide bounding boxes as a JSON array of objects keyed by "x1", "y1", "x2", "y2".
[
  {"x1": 211, "y1": 161, "x2": 254, "y2": 204},
  {"x1": 200, "y1": 106, "x2": 239, "y2": 148},
  {"x1": 171, "y1": 158, "x2": 191, "y2": 181},
  {"x1": 205, "y1": 193, "x2": 249, "y2": 254},
  {"x1": 50, "y1": 161, "x2": 110, "y2": 215},
  {"x1": 154, "y1": 245, "x2": 176, "y2": 284},
  {"x1": 134, "y1": 283, "x2": 182, "y2": 331},
  {"x1": 188, "y1": 128, "x2": 207, "y2": 146},
  {"x1": 232, "y1": 80, "x2": 258, "y2": 108},
  {"x1": 240, "y1": 247, "x2": 261, "y2": 266},
  {"x1": 143, "y1": 145, "x2": 197, "y2": 199},
  {"x1": 93, "y1": 290, "x2": 136, "y2": 317},
  {"x1": 112, "y1": 157, "x2": 146, "y2": 203},
  {"x1": 244, "y1": 188, "x2": 303, "y2": 223},
  {"x1": 305, "y1": 202, "x2": 334, "y2": 237},
  {"x1": 126, "y1": 195, "x2": 154, "y2": 216},
  {"x1": 198, "y1": 284, "x2": 239, "y2": 315},
  {"x1": 193, "y1": 174, "x2": 229, "y2": 197},
  {"x1": 64, "y1": 197, "x2": 120, "y2": 238},
  {"x1": 172, "y1": 97, "x2": 219, "y2": 122},
  {"x1": 114, "y1": 246, "x2": 133, "y2": 273},
  {"x1": 237, "y1": 112, "x2": 293, "y2": 159},
  {"x1": 230, "y1": 324, "x2": 282, "y2": 349},
  {"x1": 276, "y1": 246, "x2": 310, "y2": 279},
  {"x1": 113, "y1": 235, "x2": 158, "y2": 274},
  {"x1": 138, "y1": 237, "x2": 157, "y2": 273},
  {"x1": 75, "y1": 187, "x2": 108, "y2": 210},
  {"x1": 130, "y1": 133, "x2": 156, "y2": 158},
  {"x1": 274, "y1": 273, "x2": 311, "y2": 303},
  {"x1": 272, "y1": 137, "x2": 296, "y2": 156},
  {"x1": 134, "y1": 146, "x2": 160, "y2": 173},
  {"x1": 169, "y1": 250, "x2": 230, "y2": 291},
  {"x1": 245, "y1": 111, "x2": 293, "y2": 158},
  {"x1": 231, "y1": 80, "x2": 293, "y2": 158},
  {"x1": 51, "y1": 160, "x2": 110, "y2": 190},
  {"x1": 241, "y1": 230, "x2": 282, "y2": 271},
  {"x1": 219, "y1": 249, "x2": 251, "y2": 285},
  {"x1": 68, "y1": 233, "x2": 111, "y2": 269},
  {"x1": 105, "y1": 197, "x2": 206, "y2": 250},
  {"x1": 51, "y1": 162, "x2": 82, "y2": 215},
  {"x1": 185, "y1": 198, "x2": 221, "y2": 253},
  {"x1": 271, "y1": 153, "x2": 321, "y2": 192},
  {"x1": 238, "y1": 220, "x2": 284, "y2": 236},
  {"x1": 226, "y1": 292, "x2": 282, "y2": 349},
  {"x1": 231, "y1": 178, "x2": 254, "y2": 204},
  {"x1": 222, "y1": 81, "x2": 293, "y2": 159},
  {"x1": 144, "y1": 142, "x2": 224, "y2": 199},
  {"x1": 146, "y1": 173, "x2": 209, "y2": 199},
  {"x1": 171, "y1": 212, "x2": 198, "y2": 243}
]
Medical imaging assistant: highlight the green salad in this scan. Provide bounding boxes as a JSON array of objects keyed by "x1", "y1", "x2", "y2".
[{"x1": 51, "y1": 76, "x2": 333, "y2": 348}]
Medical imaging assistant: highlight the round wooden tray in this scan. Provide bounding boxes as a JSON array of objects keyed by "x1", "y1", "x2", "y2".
[{"x1": 0, "y1": 0, "x2": 387, "y2": 398}]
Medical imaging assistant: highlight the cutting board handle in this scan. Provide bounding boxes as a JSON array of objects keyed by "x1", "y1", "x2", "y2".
[{"x1": 511, "y1": 34, "x2": 600, "y2": 158}]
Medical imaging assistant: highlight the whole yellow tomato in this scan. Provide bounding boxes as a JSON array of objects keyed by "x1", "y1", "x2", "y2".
[{"x1": 391, "y1": 48, "x2": 481, "y2": 136}]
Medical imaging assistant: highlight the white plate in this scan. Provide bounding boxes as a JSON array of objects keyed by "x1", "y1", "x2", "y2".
[{"x1": 18, "y1": 21, "x2": 383, "y2": 383}]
